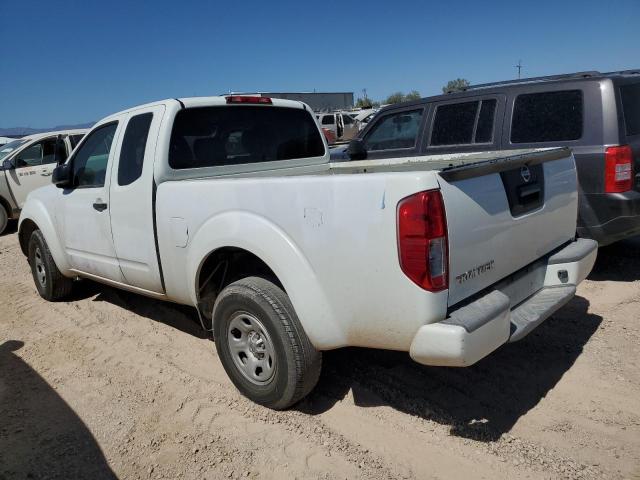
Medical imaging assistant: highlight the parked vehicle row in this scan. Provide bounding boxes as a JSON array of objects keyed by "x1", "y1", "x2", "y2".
[
  {"x1": 335, "y1": 70, "x2": 640, "y2": 246},
  {"x1": 18, "y1": 94, "x2": 596, "y2": 409},
  {"x1": 0, "y1": 129, "x2": 87, "y2": 234}
]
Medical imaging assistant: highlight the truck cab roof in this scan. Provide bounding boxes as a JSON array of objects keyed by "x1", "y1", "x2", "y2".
[{"x1": 96, "y1": 96, "x2": 311, "y2": 126}]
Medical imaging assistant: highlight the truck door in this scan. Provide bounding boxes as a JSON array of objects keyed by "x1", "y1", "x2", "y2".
[
  {"x1": 6, "y1": 137, "x2": 60, "y2": 208},
  {"x1": 59, "y1": 122, "x2": 125, "y2": 282},
  {"x1": 108, "y1": 105, "x2": 165, "y2": 293},
  {"x1": 340, "y1": 113, "x2": 358, "y2": 140}
]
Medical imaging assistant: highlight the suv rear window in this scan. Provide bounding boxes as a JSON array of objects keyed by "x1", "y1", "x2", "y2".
[
  {"x1": 169, "y1": 106, "x2": 325, "y2": 169},
  {"x1": 511, "y1": 90, "x2": 583, "y2": 143},
  {"x1": 620, "y1": 83, "x2": 640, "y2": 136}
]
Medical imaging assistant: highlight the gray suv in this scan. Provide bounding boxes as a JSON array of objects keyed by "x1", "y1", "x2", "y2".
[{"x1": 340, "y1": 70, "x2": 640, "y2": 246}]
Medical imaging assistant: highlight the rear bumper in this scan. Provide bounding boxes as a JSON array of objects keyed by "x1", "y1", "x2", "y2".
[
  {"x1": 409, "y1": 238, "x2": 598, "y2": 367},
  {"x1": 578, "y1": 191, "x2": 640, "y2": 246}
]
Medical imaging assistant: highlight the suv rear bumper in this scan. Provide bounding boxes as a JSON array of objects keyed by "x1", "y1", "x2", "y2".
[
  {"x1": 409, "y1": 238, "x2": 598, "y2": 367},
  {"x1": 579, "y1": 191, "x2": 640, "y2": 246}
]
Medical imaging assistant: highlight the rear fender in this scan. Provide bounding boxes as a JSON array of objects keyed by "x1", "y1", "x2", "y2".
[{"x1": 186, "y1": 211, "x2": 345, "y2": 349}]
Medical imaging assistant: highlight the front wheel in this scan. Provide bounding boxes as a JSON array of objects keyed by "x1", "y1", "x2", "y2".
[
  {"x1": 28, "y1": 230, "x2": 73, "y2": 301},
  {"x1": 213, "y1": 276, "x2": 322, "y2": 409}
]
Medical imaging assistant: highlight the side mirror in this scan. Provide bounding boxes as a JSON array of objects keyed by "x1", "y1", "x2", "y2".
[
  {"x1": 52, "y1": 163, "x2": 73, "y2": 189},
  {"x1": 1, "y1": 159, "x2": 14, "y2": 170},
  {"x1": 347, "y1": 138, "x2": 367, "y2": 161}
]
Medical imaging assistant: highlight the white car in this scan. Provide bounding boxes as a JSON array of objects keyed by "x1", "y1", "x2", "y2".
[
  {"x1": 19, "y1": 95, "x2": 596, "y2": 409},
  {"x1": 0, "y1": 129, "x2": 87, "y2": 234},
  {"x1": 351, "y1": 108, "x2": 378, "y2": 131},
  {"x1": 315, "y1": 112, "x2": 359, "y2": 141}
]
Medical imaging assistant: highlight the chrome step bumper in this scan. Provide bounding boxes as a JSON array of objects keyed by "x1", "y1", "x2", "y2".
[{"x1": 409, "y1": 239, "x2": 598, "y2": 367}]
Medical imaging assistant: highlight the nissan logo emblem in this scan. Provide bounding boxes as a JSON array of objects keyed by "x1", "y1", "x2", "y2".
[{"x1": 521, "y1": 165, "x2": 532, "y2": 183}]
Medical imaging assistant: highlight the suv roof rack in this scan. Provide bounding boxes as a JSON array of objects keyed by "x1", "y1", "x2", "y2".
[
  {"x1": 459, "y1": 71, "x2": 603, "y2": 92},
  {"x1": 601, "y1": 69, "x2": 640, "y2": 76}
]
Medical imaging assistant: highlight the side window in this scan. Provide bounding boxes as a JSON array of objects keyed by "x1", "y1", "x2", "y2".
[
  {"x1": 511, "y1": 90, "x2": 583, "y2": 143},
  {"x1": 72, "y1": 123, "x2": 118, "y2": 188},
  {"x1": 69, "y1": 134, "x2": 85, "y2": 149},
  {"x1": 118, "y1": 113, "x2": 153, "y2": 186},
  {"x1": 15, "y1": 143, "x2": 43, "y2": 167},
  {"x1": 342, "y1": 114, "x2": 354, "y2": 125},
  {"x1": 41, "y1": 139, "x2": 57, "y2": 164},
  {"x1": 430, "y1": 101, "x2": 479, "y2": 146},
  {"x1": 620, "y1": 83, "x2": 640, "y2": 136},
  {"x1": 364, "y1": 109, "x2": 423, "y2": 151},
  {"x1": 322, "y1": 115, "x2": 335, "y2": 125},
  {"x1": 475, "y1": 99, "x2": 497, "y2": 144}
]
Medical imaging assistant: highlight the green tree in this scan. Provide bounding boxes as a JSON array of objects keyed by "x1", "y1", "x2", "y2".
[
  {"x1": 442, "y1": 78, "x2": 470, "y2": 93},
  {"x1": 384, "y1": 90, "x2": 422, "y2": 104},
  {"x1": 404, "y1": 90, "x2": 421, "y2": 101},
  {"x1": 385, "y1": 91, "x2": 406, "y2": 104},
  {"x1": 355, "y1": 97, "x2": 373, "y2": 109}
]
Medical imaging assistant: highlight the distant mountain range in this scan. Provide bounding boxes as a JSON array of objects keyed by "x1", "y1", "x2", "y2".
[{"x1": 0, "y1": 122, "x2": 95, "y2": 137}]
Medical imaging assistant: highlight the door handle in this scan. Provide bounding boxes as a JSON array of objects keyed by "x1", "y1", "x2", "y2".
[{"x1": 93, "y1": 202, "x2": 108, "y2": 212}]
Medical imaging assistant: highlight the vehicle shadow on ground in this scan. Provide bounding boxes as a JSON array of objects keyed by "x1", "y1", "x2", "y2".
[
  {"x1": 588, "y1": 235, "x2": 640, "y2": 282},
  {"x1": 72, "y1": 281, "x2": 208, "y2": 339},
  {"x1": 0, "y1": 340, "x2": 118, "y2": 479},
  {"x1": 299, "y1": 295, "x2": 601, "y2": 442}
]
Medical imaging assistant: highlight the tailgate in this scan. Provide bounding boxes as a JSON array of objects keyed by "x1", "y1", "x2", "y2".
[{"x1": 438, "y1": 148, "x2": 578, "y2": 306}]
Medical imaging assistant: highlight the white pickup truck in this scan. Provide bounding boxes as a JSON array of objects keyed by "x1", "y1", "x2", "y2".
[
  {"x1": 0, "y1": 129, "x2": 87, "y2": 234},
  {"x1": 19, "y1": 96, "x2": 597, "y2": 409}
]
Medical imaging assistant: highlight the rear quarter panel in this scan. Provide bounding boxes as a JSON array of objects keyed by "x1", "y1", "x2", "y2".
[{"x1": 155, "y1": 171, "x2": 448, "y2": 351}]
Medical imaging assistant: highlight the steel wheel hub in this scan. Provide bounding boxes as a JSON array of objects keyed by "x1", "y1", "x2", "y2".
[
  {"x1": 34, "y1": 247, "x2": 46, "y2": 288},
  {"x1": 227, "y1": 313, "x2": 276, "y2": 385}
]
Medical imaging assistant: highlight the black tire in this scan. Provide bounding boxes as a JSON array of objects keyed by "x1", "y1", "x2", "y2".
[
  {"x1": 28, "y1": 230, "x2": 73, "y2": 301},
  {"x1": 213, "y1": 276, "x2": 321, "y2": 409},
  {"x1": 0, "y1": 204, "x2": 8, "y2": 235}
]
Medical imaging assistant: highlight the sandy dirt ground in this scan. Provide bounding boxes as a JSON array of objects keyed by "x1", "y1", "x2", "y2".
[{"x1": 0, "y1": 224, "x2": 639, "y2": 480}]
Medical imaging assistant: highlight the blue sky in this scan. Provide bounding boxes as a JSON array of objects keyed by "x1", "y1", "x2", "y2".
[{"x1": 1, "y1": 0, "x2": 638, "y2": 127}]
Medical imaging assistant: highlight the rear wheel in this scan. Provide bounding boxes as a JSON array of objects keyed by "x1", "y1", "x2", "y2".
[
  {"x1": 213, "y1": 276, "x2": 321, "y2": 409},
  {"x1": 28, "y1": 230, "x2": 73, "y2": 301},
  {"x1": 0, "y1": 204, "x2": 8, "y2": 235}
]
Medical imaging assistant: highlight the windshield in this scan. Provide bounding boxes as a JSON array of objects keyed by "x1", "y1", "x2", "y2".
[{"x1": 0, "y1": 139, "x2": 29, "y2": 161}]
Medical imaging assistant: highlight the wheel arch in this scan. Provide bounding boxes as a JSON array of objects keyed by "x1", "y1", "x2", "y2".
[
  {"x1": 18, "y1": 200, "x2": 70, "y2": 272},
  {"x1": 186, "y1": 211, "x2": 346, "y2": 349}
]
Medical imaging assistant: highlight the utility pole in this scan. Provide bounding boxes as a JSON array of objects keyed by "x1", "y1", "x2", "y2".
[
  {"x1": 514, "y1": 60, "x2": 523, "y2": 79},
  {"x1": 362, "y1": 88, "x2": 368, "y2": 101}
]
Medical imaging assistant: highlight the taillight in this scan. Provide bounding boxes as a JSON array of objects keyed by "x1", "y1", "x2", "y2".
[
  {"x1": 605, "y1": 145, "x2": 634, "y2": 193},
  {"x1": 397, "y1": 190, "x2": 448, "y2": 292},
  {"x1": 225, "y1": 95, "x2": 272, "y2": 104}
]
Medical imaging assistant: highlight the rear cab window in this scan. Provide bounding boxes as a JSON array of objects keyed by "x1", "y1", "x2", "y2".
[
  {"x1": 510, "y1": 90, "x2": 583, "y2": 143},
  {"x1": 169, "y1": 106, "x2": 325, "y2": 170}
]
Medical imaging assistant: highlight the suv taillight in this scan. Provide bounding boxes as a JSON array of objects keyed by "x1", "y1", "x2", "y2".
[
  {"x1": 605, "y1": 145, "x2": 634, "y2": 193},
  {"x1": 397, "y1": 190, "x2": 448, "y2": 292}
]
